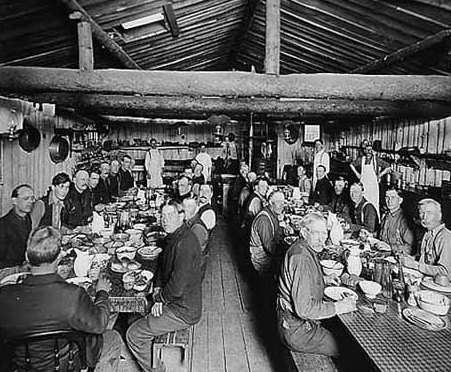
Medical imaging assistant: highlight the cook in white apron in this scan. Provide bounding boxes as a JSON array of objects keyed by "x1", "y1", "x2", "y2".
[
  {"x1": 145, "y1": 148, "x2": 165, "y2": 189},
  {"x1": 361, "y1": 156, "x2": 379, "y2": 217}
]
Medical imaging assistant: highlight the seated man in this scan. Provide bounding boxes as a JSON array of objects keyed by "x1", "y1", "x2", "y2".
[
  {"x1": 109, "y1": 160, "x2": 121, "y2": 199},
  {"x1": 94, "y1": 162, "x2": 112, "y2": 205},
  {"x1": 118, "y1": 155, "x2": 135, "y2": 195},
  {"x1": 0, "y1": 184, "x2": 34, "y2": 270},
  {"x1": 192, "y1": 163, "x2": 205, "y2": 196},
  {"x1": 198, "y1": 184, "x2": 216, "y2": 233},
  {"x1": 87, "y1": 169, "x2": 101, "y2": 210},
  {"x1": 312, "y1": 165, "x2": 334, "y2": 206},
  {"x1": 402, "y1": 199, "x2": 451, "y2": 278},
  {"x1": 0, "y1": 226, "x2": 122, "y2": 371},
  {"x1": 31, "y1": 172, "x2": 71, "y2": 230},
  {"x1": 325, "y1": 176, "x2": 352, "y2": 223},
  {"x1": 243, "y1": 176, "x2": 269, "y2": 233},
  {"x1": 377, "y1": 187, "x2": 414, "y2": 254},
  {"x1": 126, "y1": 200, "x2": 202, "y2": 372},
  {"x1": 183, "y1": 198, "x2": 209, "y2": 277},
  {"x1": 174, "y1": 175, "x2": 193, "y2": 201},
  {"x1": 249, "y1": 190, "x2": 286, "y2": 275},
  {"x1": 349, "y1": 182, "x2": 379, "y2": 235},
  {"x1": 277, "y1": 213, "x2": 356, "y2": 356},
  {"x1": 65, "y1": 169, "x2": 93, "y2": 229}
]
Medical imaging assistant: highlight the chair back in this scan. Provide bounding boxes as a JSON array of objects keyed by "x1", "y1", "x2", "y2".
[{"x1": 4, "y1": 330, "x2": 88, "y2": 372}]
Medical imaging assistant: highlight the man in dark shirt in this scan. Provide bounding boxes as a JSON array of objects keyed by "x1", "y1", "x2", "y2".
[
  {"x1": 0, "y1": 226, "x2": 122, "y2": 371},
  {"x1": 349, "y1": 182, "x2": 379, "y2": 235},
  {"x1": 312, "y1": 165, "x2": 334, "y2": 206},
  {"x1": 118, "y1": 155, "x2": 135, "y2": 194},
  {"x1": 65, "y1": 169, "x2": 93, "y2": 229},
  {"x1": 326, "y1": 176, "x2": 352, "y2": 223},
  {"x1": 0, "y1": 184, "x2": 34, "y2": 270},
  {"x1": 109, "y1": 160, "x2": 120, "y2": 199},
  {"x1": 126, "y1": 200, "x2": 202, "y2": 372},
  {"x1": 94, "y1": 162, "x2": 111, "y2": 205}
]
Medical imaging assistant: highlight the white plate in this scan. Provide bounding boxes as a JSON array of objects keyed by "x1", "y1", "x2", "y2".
[
  {"x1": 422, "y1": 276, "x2": 451, "y2": 293},
  {"x1": 340, "y1": 239, "x2": 360, "y2": 246},
  {"x1": 324, "y1": 286, "x2": 358, "y2": 302},
  {"x1": 402, "y1": 307, "x2": 448, "y2": 331},
  {"x1": 0, "y1": 272, "x2": 29, "y2": 287},
  {"x1": 383, "y1": 256, "x2": 397, "y2": 264}
]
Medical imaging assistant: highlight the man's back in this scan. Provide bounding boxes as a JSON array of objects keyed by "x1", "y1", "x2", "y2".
[{"x1": 0, "y1": 274, "x2": 110, "y2": 370}]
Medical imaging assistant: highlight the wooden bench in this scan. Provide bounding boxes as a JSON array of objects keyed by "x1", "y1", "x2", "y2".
[
  {"x1": 152, "y1": 326, "x2": 193, "y2": 372},
  {"x1": 290, "y1": 351, "x2": 338, "y2": 372}
]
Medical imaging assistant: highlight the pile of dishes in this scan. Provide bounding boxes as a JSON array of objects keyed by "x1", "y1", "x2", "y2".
[{"x1": 416, "y1": 290, "x2": 451, "y2": 316}]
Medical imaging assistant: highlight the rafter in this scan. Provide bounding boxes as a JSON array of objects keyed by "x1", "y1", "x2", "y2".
[
  {"x1": 57, "y1": 0, "x2": 141, "y2": 69},
  {"x1": 352, "y1": 29, "x2": 451, "y2": 74}
]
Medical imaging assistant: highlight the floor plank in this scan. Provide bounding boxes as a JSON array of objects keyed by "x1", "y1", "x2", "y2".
[
  {"x1": 207, "y1": 312, "x2": 226, "y2": 372},
  {"x1": 191, "y1": 315, "x2": 208, "y2": 372},
  {"x1": 222, "y1": 311, "x2": 251, "y2": 372}
]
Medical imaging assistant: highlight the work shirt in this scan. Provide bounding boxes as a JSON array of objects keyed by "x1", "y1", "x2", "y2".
[
  {"x1": 30, "y1": 191, "x2": 67, "y2": 230},
  {"x1": 352, "y1": 197, "x2": 379, "y2": 234},
  {"x1": 418, "y1": 224, "x2": 451, "y2": 278},
  {"x1": 0, "y1": 210, "x2": 32, "y2": 269},
  {"x1": 379, "y1": 208, "x2": 414, "y2": 254},
  {"x1": 278, "y1": 239, "x2": 335, "y2": 321},
  {"x1": 249, "y1": 207, "x2": 284, "y2": 273}
]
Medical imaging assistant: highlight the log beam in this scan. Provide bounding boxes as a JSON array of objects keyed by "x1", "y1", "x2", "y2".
[
  {"x1": 352, "y1": 29, "x2": 451, "y2": 74},
  {"x1": 24, "y1": 93, "x2": 451, "y2": 118},
  {"x1": 57, "y1": 0, "x2": 140, "y2": 69},
  {"x1": 1, "y1": 67, "x2": 451, "y2": 101},
  {"x1": 265, "y1": 0, "x2": 280, "y2": 75}
]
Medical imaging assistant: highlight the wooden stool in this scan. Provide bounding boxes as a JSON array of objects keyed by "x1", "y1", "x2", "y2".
[
  {"x1": 290, "y1": 351, "x2": 337, "y2": 372},
  {"x1": 152, "y1": 326, "x2": 193, "y2": 372}
]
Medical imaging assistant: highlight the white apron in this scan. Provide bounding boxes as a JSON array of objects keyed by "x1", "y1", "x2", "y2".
[
  {"x1": 145, "y1": 149, "x2": 164, "y2": 189},
  {"x1": 361, "y1": 157, "x2": 379, "y2": 217}
]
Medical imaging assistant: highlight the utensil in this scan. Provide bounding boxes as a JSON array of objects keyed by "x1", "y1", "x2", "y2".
[
  {"x1": 49, "y1": 135, "x2": 69, "y2": 163},
  {"x1": 18, "y1": 123, "x2": 40, "y2": 152}
]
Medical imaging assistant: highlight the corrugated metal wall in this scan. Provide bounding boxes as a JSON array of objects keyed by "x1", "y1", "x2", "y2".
[{"x1": 0, "y1": 111, "x2": 77, "y2": 215}]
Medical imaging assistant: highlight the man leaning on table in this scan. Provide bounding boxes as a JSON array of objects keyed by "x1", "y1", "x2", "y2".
[
  {"x1": 126, "y1": 199, "x2": 202, "y2": 372},
  {"x1": 0, "y1": 226, "x2": 123, "y2": 372},
  {"x1": 277, "y1": 213, "x2": 356, "y2": 357},
  {"x1": 402, "y1": 198, "x2": 451, "y2": 278}
]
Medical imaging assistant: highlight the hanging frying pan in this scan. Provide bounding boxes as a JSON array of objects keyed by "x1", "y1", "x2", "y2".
[
  {"x1": 49, "y1": 135, "x2": 69, "y2": 164},
  {"x1": 18, "y1": 123, "x2": 41, "y2": 152}
]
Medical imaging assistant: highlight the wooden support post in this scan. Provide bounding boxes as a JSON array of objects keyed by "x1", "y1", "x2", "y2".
[
  {"x1": 163, "y1": 4, "x2": 179, "y2": 38},
  {"x1": 352, "y1": 29, "x2": 451, "y2": 74},
  {"x1": 249, "y1": 113, "x2": 254, "y2": 167},
  {"x1": 71, "y1": 12, "x2": 94, "y2": 71},
  {"x1": 265, "y1": 0, "x2": 280, "y2": 75},
  {"x1": 58, "y1": 0, "x2": 140, "y2": 69}
]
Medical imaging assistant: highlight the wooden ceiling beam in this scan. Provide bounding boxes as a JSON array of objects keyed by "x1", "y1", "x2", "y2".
[
  {"x1": 57, "y1": 0, "x2": 141, "y2": 69},
  {"x1": 352, "y1": 29, "x2": 451, "y2": 74},
  {"x1": 1, "y1": 67, "x2": 451, "y2": 102},
  {"x1": 23, "y1": 93, "x2": 451, "y2": 118},
  {"x1": 228, "y1": 0, "x2": 262, "y2": 69},
  {"x1": 412, "y1": 0, "x2": 451, "y2": 12}
]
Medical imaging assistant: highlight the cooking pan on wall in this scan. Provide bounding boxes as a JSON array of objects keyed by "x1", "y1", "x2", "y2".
[
  {"x1": 18, "y1": 123, "x2": 41, "y2": 152},
  {"x1": 49, "y1": 135, "x2": 69, "y2": 164}
]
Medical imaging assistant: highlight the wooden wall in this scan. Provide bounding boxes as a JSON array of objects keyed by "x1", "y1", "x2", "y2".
[
  {"x1": 0, "y1": 111, "x2": 77, "y2": 215},
  {"x1": 325, "y1": 116, "x2": 451, "y2": 188}
]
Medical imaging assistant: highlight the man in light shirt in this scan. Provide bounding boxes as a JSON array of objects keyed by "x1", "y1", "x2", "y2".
[
  {"x1": 195, "y1": 143, "x2": 212, "y2": 183},
  {"x1": 313, "y1": 139, "x2": 330, "y2": 188},
  {"x1": 402, "y1": 198, "x2": 451, "y2": 278}
]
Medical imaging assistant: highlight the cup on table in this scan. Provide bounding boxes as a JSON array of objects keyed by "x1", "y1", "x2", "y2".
[{"x1": 122, "y1": 272, "x2": 135, "y2": 291}]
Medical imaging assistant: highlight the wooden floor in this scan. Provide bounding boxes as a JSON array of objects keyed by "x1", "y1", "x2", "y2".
[
  {"x1": 190, "y1": 220, "x2": 289, "y2": 372},
  {"x1": 119, "y1": 220, "x2": 292, "y2": 372}
]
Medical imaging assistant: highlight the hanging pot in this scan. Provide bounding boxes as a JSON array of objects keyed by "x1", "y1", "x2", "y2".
[
  {"x1": 49, "y1": 135, "x2": 69, "y2": 164},
  {"x1": 18, "y1": 123, "x2": 41, "y2": 152}
]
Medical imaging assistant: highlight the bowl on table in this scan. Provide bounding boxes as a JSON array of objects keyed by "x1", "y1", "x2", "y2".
[
  {"x1": 284, "y1": 236, "x2": 298, "y2": 246},
  {"x1": 359, "y1": 280, "x2": 382, "y2": 299},
  {"x1": 340, "y1": 239, "x2": 360, "y2": 249},
  {"x1": 116, "y1": 246, "x2": 137, "y2": 260},
  {"x1": 416, "y1": 290, "x2": 451, "y2": 316},
  {"x1": 138, "y1": 246, "x2": 163, "y2": 261},
  {"x1": 320, "y1": 260, "x2": 344, "y2": 277},
  {"x1": 133, "y1": 270, "x2": 154, "y2": 292},
  {"x1": 112, "y1": 233, "x2": 130, "y2": 242}
]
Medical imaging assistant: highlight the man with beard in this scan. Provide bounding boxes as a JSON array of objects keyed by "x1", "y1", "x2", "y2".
[{"x1": 65, "y1": 169, "x2": 93, "y2": 229}]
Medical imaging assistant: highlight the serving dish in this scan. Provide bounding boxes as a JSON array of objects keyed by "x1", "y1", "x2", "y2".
[{"x1": 324, "y1": 286, "x2": 358, "y2": 302}]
